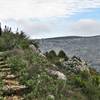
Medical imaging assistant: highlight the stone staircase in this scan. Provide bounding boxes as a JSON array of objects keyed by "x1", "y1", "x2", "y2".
[{"x1": 0, "y1": 57, "x2": 26, "y2": 100}]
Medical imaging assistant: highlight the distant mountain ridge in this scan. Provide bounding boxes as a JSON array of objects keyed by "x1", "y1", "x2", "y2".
[
  {"x1": 38, "y1": 36, "x2": 100, "y2": 71},
  {"x1": 39, "y1": 35, "x2": 100, "y2": 40}
]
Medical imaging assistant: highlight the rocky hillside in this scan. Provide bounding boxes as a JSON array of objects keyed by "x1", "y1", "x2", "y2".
[
  {"x1": 0, "y1": 26, "x2": 100, "y2": 100},
  {"x1": 39, "y1": 36, "x2": 100, "y2": 71}
]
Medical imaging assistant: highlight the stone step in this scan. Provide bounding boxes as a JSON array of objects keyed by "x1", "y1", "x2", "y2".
[
  {"x1": 3, "y1": 85, "x2": 26, "y2": 90},
  {"x1": 2, "y1": 74, "x2": 17, "y2": 80},
  {"x1": 3, "y1": 80, "x2": 19, "y2": 85},
  {"x1": 0, "y1": 57, "x2": 4, "y2": 61},
  {"x1": 0, "y1": 64, "x2": 10, "y2": 68},
  {"x1": 0, "y1": 57, "x2": 26, "y2": 100},
  {"x1": 0, "y1": 73, "x2": 15, "y2": 79},
  {"x1": 0, "y1": 72, "x2": 11, "y2": 76},
  {"x1": 3, "y1": 85, "x2": 27, "y2": 95},
  {"x1": 0, "y1": 61, "x2": 6, "y2": 65},
  {"x1": 0, "y1": 68, "x2": 11, "y2": 72},
  {"x1": 4, "y1": 96, "x2": 24, "y2": 100}
]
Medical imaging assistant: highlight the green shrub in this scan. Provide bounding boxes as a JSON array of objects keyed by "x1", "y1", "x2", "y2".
[
  {"x1": 24, "y1": 72, "x2": 67, "y2": 100},
  {"x1": 0, "y1": 79, "x2": 3, "y2": 99},
  {"x1": 47, "y1": 50, "x2": 57, "y2": 59},
  {"x1": 83, "y1": 81, "x2": 100, "y2": 100},
  {"x1": 7, "y1": 55, "x2": 27, "y2": 74},
  {"x1": 72, "y1": 72, "x2": 100, "y2": 100},
  {"x1": 0, "y1": 27, "x2": 30, "y2": 51},
  {"x1": 58, "y1": 50, "x2": 69, "y2": 61}
]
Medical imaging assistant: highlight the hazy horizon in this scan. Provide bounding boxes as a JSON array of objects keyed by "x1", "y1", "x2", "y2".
[{"x1": 35, "y1": 35, "x2": 100, "y2": 40}]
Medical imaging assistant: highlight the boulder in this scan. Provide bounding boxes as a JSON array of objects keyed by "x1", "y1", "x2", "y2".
[
  {"x1": 47, "y1": 94, "x2": 55, "y2": 100},
  {"x1": 47, "y1": 69, "x2": 66, "y2": 80},
  {"x1": 29, "y1": 44, "x2": 39, "y2": 53}
]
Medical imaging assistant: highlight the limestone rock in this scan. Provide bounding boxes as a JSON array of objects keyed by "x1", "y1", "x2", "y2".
[
  {"x1": 47, "y1": 94, "x2": 55, "y2": 100},
  {"x1": 47, "y1": 69, "x2": 66, "y2": 80},
  {"x1": 29, "y1": 44, "x2": 38, "y2": 52}
]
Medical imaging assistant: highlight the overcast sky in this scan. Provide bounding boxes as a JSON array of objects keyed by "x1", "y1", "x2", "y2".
[{"x1": 0, "y1": 0, "x2": 100, "y2": 39}]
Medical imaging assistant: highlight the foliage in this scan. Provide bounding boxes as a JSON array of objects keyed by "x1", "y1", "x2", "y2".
[
  {"x1": 30, "y1": 40, "x2": 39, "y2": 49},
  {"x1": 58, "y1": 50, "x2": 69, "y2": 61},
  {"x1": 23, "y1": 72, "x2": 67, "y2": 100},
  {"x1": 71, "y1": 71, "x2": 100, "y2": 100},
  {"x1": 0, "y1": 26, "x2": 31, "y2": 51},
  {"x1": 0, "y1": 25, "x2": 100, "y2": 100},
  {"x1": 45, "y1": 50, "x2": 69, "y2": 65},
  {"x1": 7, "y1": 55, "x2": 27, "y2": 75},
  {"x1": 0, "y1": 79, "x2": 4, "y2": 99},
  {"x1": 46, "y1": 50, "x2": 57, "y2": 59}
]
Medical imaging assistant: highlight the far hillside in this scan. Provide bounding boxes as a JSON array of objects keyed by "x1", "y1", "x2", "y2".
[{"x1": 39, "y1": 36, "x2": 100, "y2": 71}]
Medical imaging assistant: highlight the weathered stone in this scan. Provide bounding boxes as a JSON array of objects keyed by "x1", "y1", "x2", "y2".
[
  {"x1": 3, "y1": 74, "x2": 17, "y2": 80},
  {"x1": 29, "y1": 44, "x2": 38, "y2": 52},
  {"x1": 47, "y1": 69, "x2": 66, "y2": 80},
  {"x1": 0, "y1": 68, "x2": 11, "y2": 72},
  {"x1": 3, "y1": 80, "x2": 19, "y2": 85},
  {"x1": 47, "y1": 94, "x2": 55, "y2": 100}
]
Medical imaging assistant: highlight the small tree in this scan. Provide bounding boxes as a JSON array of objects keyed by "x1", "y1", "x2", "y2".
[
  {"x1": 58, "y1": 50, "x2": 69, "y2": 61},
  {"x1": 47, "y1": 50, "x2": 57, "y2": 59},
  {"x1": 4, "y1": 25, "x2": 9, "y2": 32},
  {"x1": 58, "y1": 50, "x2": 66, "y2": 58},
  {"x1": 19, "y1": 31, "x2": 27, "y2": 39}
]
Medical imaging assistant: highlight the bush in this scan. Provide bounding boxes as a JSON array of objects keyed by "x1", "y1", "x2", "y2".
[
  {"x1": 0, "y1": 32, "x2": 15, "y2": 51},
  {"x1": 83, "y1": 82, "x2": 100, "y2": 100},
  {"x1": 72, "y1": 71, "x2": 100, "y2": 100},
  {"x1": 0, "y1": 79, "x2": 3, "y2": 99},
  {"x1": 24, "y1": 72, "x2": 67, "y2": 100},
  {"x1": 58, "y1": 50, "x2": 69, "y2": 61},
  {"x1": 47, "y1": 50, "x2": 57, "y2": 59},
  {"x1": 0, "y1": 26, "x2": 30, "y2": 51},
  {"x1": 7, "y1": 55, "x2": 27, "y2": 75}
]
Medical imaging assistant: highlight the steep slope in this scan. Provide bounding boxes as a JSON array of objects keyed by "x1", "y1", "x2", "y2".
[
  {"x1": 0, "y1": 26, "x2": 99, "y2": 100},
  {"x1": 0, "y1": 56, "x2": 26, "y2": 100},
  {"x1": 39, "y1": 36, "x2": 100, "y2": 71}
]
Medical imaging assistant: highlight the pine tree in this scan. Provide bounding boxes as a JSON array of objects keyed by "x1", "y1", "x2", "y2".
[
  {"x1": 58, "y1": 50, "x2": 66, "y2": 58},
  {"x1": 58, "y1": 50, "x2": 69, "y2": 61},
  {"x1": 47, "y1": 50, "x2": 57, "y2": 59}
]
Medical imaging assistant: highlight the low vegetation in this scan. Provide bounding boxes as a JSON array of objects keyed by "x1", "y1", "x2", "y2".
[{"x1": 0, "y1": 25, "x2": 100, "y2": 100}]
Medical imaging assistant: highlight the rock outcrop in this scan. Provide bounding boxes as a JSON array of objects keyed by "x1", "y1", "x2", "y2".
[
  {"x1": 47, "y1": 69, "x2": 66, "y2": 80},
  {"x1": 62, "y1": 56, "x2": 90, "y2": 73}
]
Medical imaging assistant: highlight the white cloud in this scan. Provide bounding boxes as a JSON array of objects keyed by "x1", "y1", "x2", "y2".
[
  {"x1": 12, "y1": 19, "x2": 100, "y2": 38},
  {"x1": 17, "y1": 19, "x2": 52, "y2": 38},
  {"x1": 0, "y1": 0, "x2": 100, "y2": 38},
  {"x1": 0, "y1": 0, "x2": 100, "y2": 19},
  {"x1": 69, "y1": 19, "x2": 100, "y2": 36},
  {"x1": 2, "y1": 18, "x2": 100, "y2": 39},
  {"x1": 1, "y1": 19, "x2": 54, "y2": 38}
]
